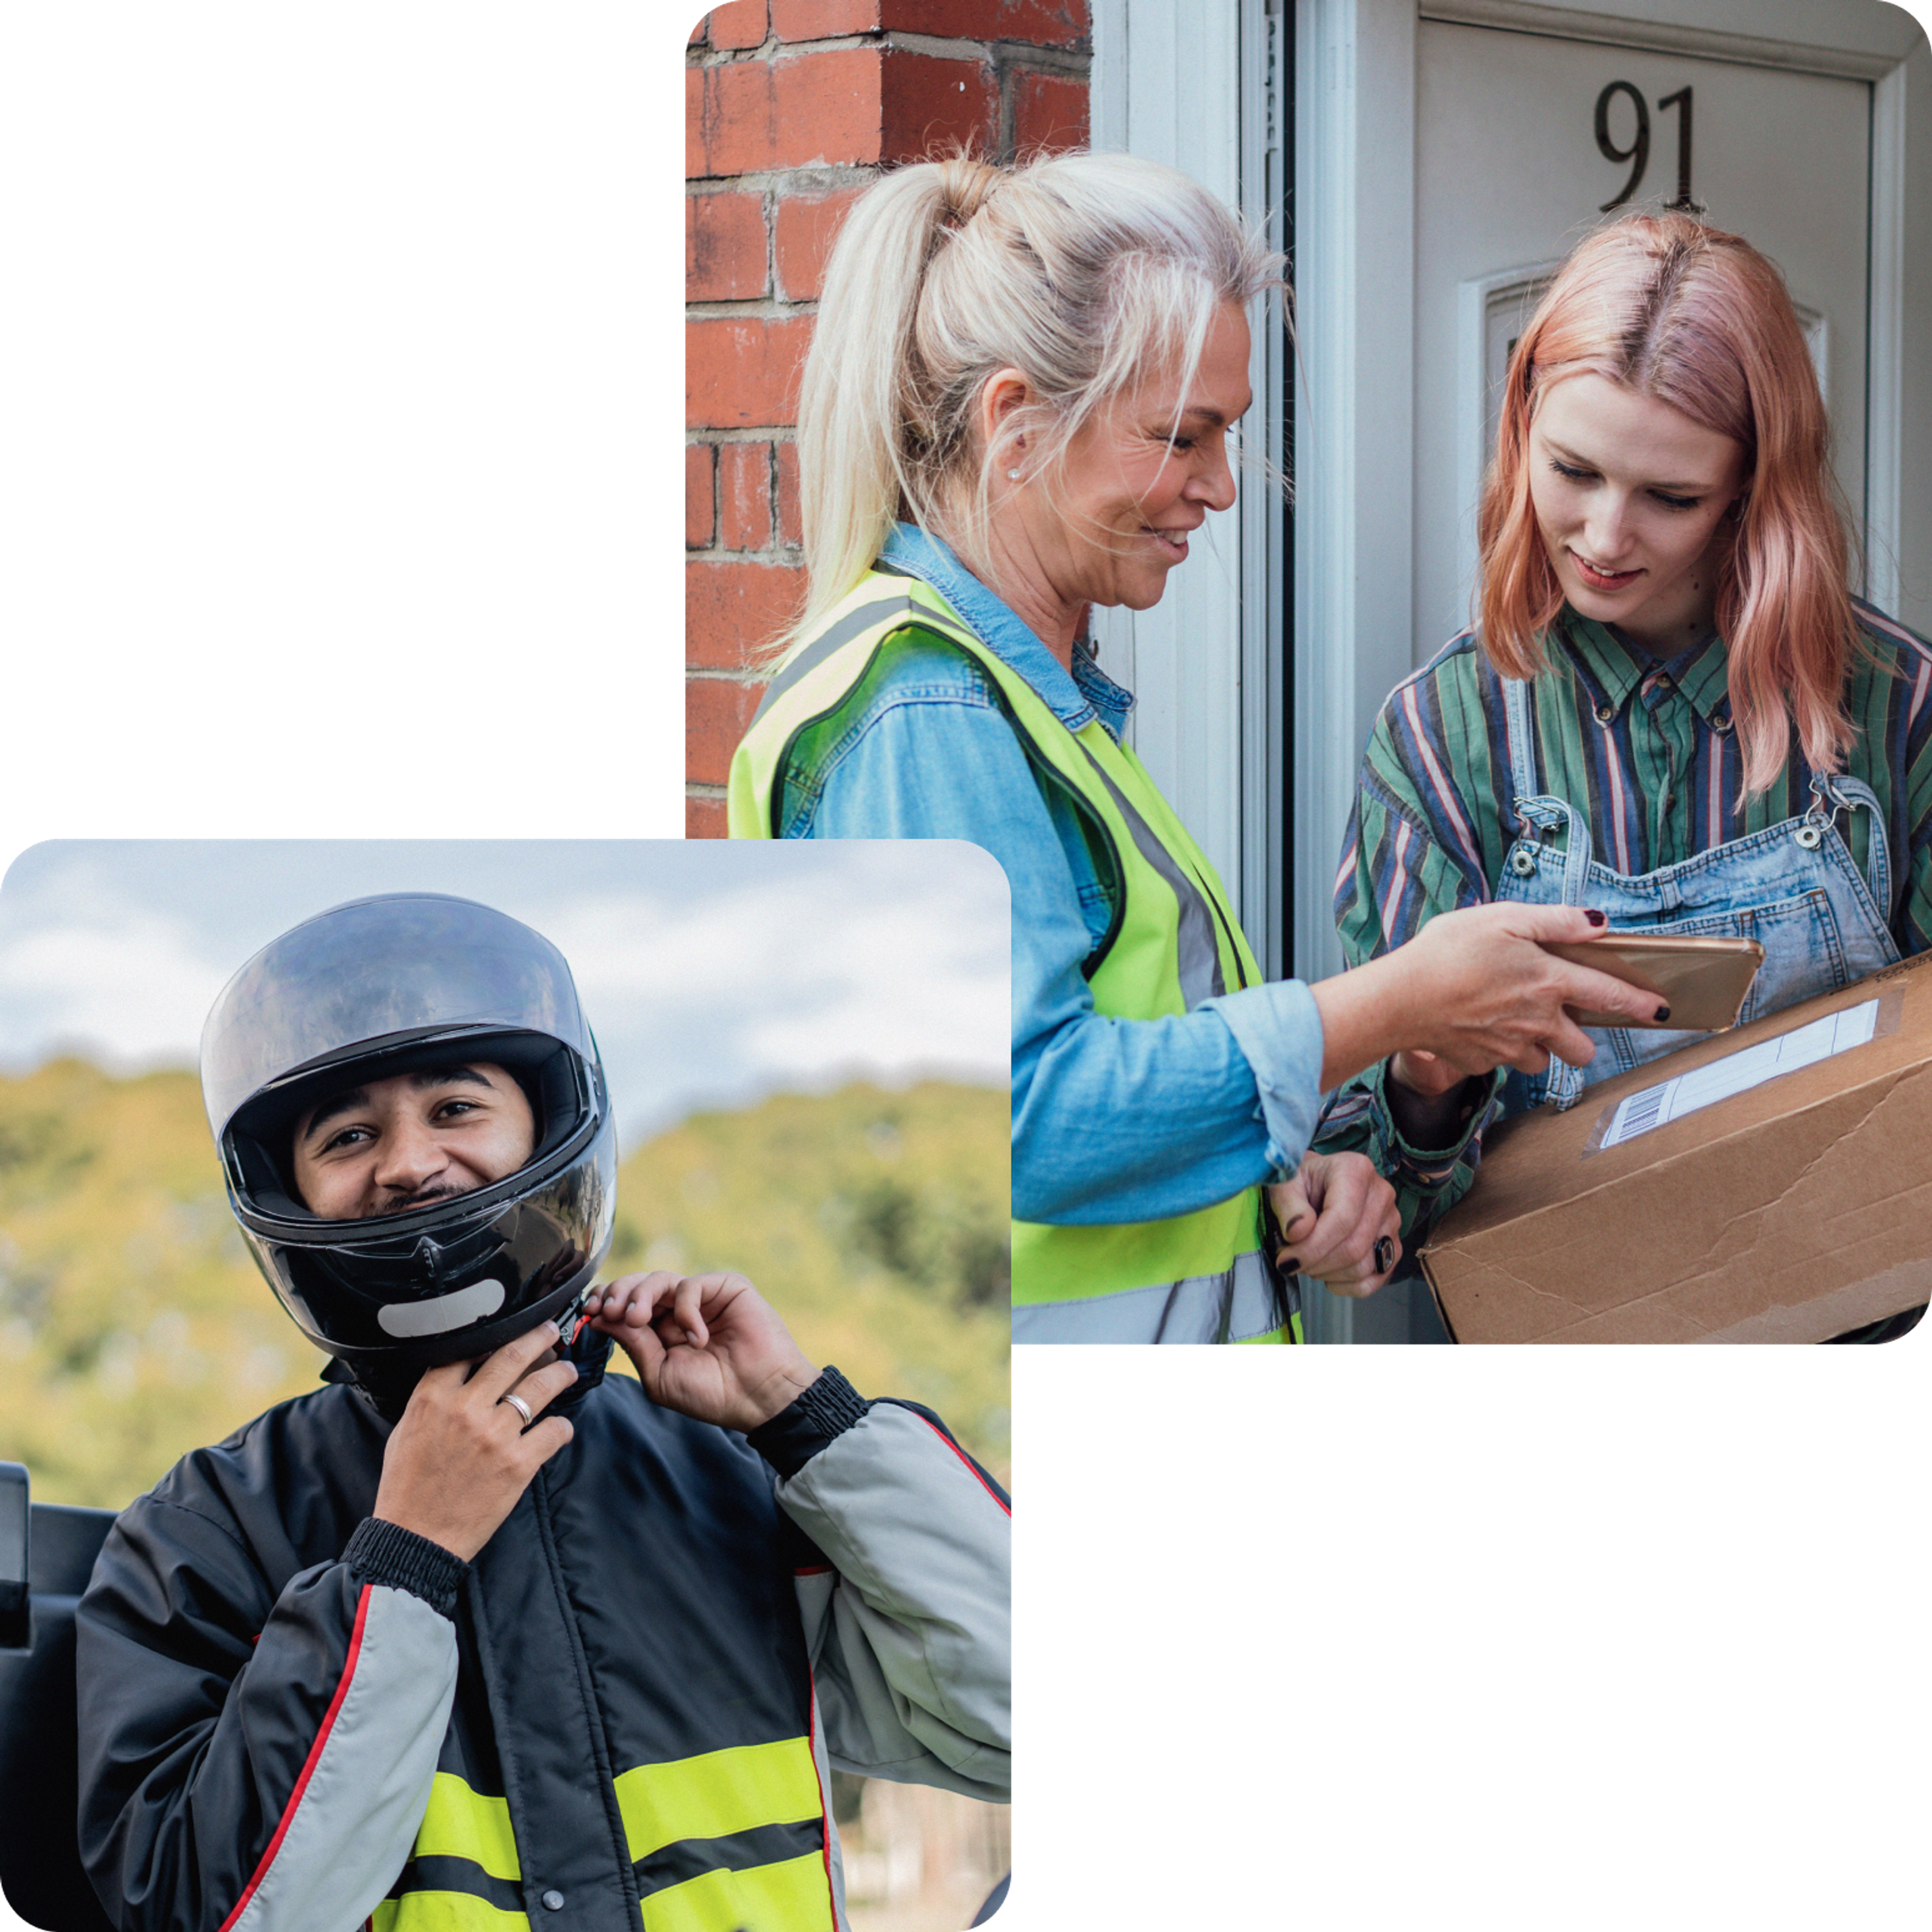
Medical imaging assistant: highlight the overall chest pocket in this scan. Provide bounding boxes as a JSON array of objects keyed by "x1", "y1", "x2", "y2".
[
  {"x1": 1732, "y1": 891, "x2": 1850, "y2": 1021},
  {"x1": 1579, "y1": 890, "x2": 1842, "y2": 1083},
  {"x1": 1622, "y1": 889, "x2": 1847, "y2": 1027}
]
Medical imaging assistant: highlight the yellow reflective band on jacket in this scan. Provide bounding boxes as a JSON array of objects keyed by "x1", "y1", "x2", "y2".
[
  {"x1": 371, "y1": 1896, "x2": 528, "y2": 1931},
  {"x1": 618, "y1": 1737, "x2": 833, "y2": 1932},
  {"x1": 613, "y1": 1737, "x2": 822, "y2": 1861},
  {"x1": 729, "y1": 568, "x2": 1300, "y2": 1344},
  {"x1": 368, "y1": 1773, "x2": 530, "y2": 1930},
  {"x1": 640, "y1": 1850, "x2": 833, "y2": 1932},
  {"x1": 371, "y1": 1742, "x2": 830, "y2": 1930},
  {"x1": 413, "y1": 1772, "x2": 521, "y2": 1881}
]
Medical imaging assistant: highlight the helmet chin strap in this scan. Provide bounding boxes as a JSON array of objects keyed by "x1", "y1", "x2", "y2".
[{"x1": 324, "y1": 1300, "x2": 614, "y2": 1424}]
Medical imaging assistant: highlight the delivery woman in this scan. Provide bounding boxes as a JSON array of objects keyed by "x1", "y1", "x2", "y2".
[
  {"x1": 1320, "y1": 211, "x2": 1931, "y2": 1342},
  {"x1": 728, "y1": 150, "x2": 1661, "y2": 1344}
]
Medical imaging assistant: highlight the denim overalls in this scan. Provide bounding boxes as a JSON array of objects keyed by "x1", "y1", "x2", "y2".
[{"x1": 1492, "y1": 671, "x2": 1901, "y2": 1114}]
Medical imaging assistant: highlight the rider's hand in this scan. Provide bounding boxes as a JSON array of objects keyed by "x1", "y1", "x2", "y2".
[
  {"x1": 372, "y1": 1321, "x2": 578, "y2": 1562},
  {"x1": 584, "y1": 1271, "x2": 820, "y2": 1433}
]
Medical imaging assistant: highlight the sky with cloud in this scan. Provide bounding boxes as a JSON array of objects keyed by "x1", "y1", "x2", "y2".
[{"x1": 0, "y1": 842, "x2": 1009, "y2": 1150}]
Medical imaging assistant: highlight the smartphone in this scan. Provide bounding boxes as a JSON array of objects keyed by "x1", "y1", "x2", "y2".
[{"x1": 1542, "y1": 933, "x2": 1765, "y2": 1032}]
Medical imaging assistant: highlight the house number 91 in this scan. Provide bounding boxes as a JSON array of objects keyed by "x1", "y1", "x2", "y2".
[{"x1": 1594, "y1": 81, "x2": 1702, "y2": 213}]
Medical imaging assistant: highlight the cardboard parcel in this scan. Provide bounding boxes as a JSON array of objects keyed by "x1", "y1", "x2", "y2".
[{"x1": 1421, "y1": 951, "x2": 1932, "y2": 1342}]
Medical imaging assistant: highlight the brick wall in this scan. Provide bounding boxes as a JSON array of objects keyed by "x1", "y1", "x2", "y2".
[{"x1": 685, "y1": 0, "x2": 1091, "y2": 835}]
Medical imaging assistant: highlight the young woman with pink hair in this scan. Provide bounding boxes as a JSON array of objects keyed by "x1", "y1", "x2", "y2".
[{"x1": 1322, "y1": 211, "x2": 1932, "y2": 1341}]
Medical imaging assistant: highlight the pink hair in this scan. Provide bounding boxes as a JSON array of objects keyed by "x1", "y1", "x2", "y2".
[{"x1": 1477, "y1": 211, "x2": 1859, "y2": 796}]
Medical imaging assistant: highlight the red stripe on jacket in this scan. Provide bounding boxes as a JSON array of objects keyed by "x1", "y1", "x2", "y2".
[
  {"x1": 910, "y1": 1413, "x2": 1011, "y2": 1516},
  {"x1": 218, "y1": 1583, "x2": 374, "y2": 1932}
]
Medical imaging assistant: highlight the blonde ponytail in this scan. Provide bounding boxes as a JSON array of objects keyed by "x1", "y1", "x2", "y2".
[{"x1": 774, "y1": 150, "x2": 1280, "y2": 665}]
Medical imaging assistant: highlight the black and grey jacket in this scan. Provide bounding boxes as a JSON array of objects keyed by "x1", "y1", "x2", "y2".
[{"x1": 73, "y1": 1359, "x2": 1011, "y2": 1932}]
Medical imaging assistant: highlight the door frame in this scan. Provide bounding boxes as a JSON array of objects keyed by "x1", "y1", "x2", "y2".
[{"x1": 1091, "y1": 0, "x2": 1291, "y2": 969}]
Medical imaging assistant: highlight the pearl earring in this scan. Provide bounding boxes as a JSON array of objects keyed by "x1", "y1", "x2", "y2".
[{"x1": 1006, "y1": 467, "x2": 1022, "y2": 480}]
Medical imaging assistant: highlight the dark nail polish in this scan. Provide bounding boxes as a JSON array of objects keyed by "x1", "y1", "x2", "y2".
[
  {"x1": 1655, "y1": 1005, "x2": 1671, "y2": 1023},
  {"x1": 1585, "y1": 909, "x2": 1607, "y2": 927},
  {"x1": 1279, "y1": 1256, "x2": 1300, "y2": 1274}
]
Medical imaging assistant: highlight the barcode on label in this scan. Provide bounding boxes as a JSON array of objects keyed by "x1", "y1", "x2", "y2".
[{"x1": 1598, "y1": 997, "x2": 1882, "y2": 1150}]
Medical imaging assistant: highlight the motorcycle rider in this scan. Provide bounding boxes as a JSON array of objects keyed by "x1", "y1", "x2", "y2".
[{"x1": 74, "y1": 892, "x2": 1010, "y2": 1931}]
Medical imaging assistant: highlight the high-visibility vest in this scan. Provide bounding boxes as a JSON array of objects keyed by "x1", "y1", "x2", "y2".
[{"x1": 729, "y1": 568, "x2": 1300, "y2": 1344}]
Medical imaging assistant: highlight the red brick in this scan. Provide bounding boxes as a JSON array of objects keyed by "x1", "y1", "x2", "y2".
[
  {"x1": 688, "y1": 60, "x2": 778, "y2": 178},
  {"x1": 686, "y1": 442, "x2": 716, "y2": 549},
  {"x1": 767, "y1": 48, "x2": 895, "y2": 167},
  {"x1": 773, "y1": 0, "x2": 1088, "y2": 40},
  {"x1": 685, "y1": 67, "x2": 708, "y2": 175},
  {"x1": 688, "y1": 675, "x2": 770, "y2": 785},
  {"x1": 687, "y1": 559, "x2": 806, "y2": 671},
  {"x1": 687, "y1": 190, "x2": 769, "y2": 302},
  {"x1": 689, "y1": 49, "x2": 868, "y2": 175},
  {"x1": 685, "y1": 793, "x2": 730, "y2": 839},
  {"x1": 774, "y1": 186, "x2": 863, "y2": 302},
  {"x1": 774, "y1": 440, "x2": 802, "y2": 546},
  {"x1": 688, "y1": 47, "x2": 997, "y2": 175},
  {"x1": 1011, "y1": 70, "x2": 1088, "y2": 155},
  {"x1": 719, "y1": 441, "x2": 774, "y2": 551},
  {"x1": 879, "y1": 51, "x2": 998, "y2": 160},
  {"x1": 689, "y1": 12, "x2": 709, "y2": 46},
  {"x1": 771, "y1": 0, "x2": 879, "y2": 36},
  {"x1": 687, "y1": 314, "x2": 814, "y2": 430},
  {"x1": 886, "y1": 0, "x2": 1087, "y2": 47},
  {"x1": 706, "y1": 1, "x2": 768, "y2": 51}
]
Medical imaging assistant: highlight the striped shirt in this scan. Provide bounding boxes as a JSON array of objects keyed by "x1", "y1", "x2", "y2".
[{"x1": 1317, "y1": 599, "x2": 1932, "y2": 1239}]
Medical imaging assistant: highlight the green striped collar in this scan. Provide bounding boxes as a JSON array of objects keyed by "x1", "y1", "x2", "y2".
[{"x1": 1556, "y1": 609, "x2": 1730, "y2": 726}]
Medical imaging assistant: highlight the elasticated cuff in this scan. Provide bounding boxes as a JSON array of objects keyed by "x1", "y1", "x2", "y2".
[
  {"x1": 345, "y1": 1515, "x2": 471, "y2": 1619},
  {"x1": 746, "y1": 1366, "x2": 869, "y2": 1478}
]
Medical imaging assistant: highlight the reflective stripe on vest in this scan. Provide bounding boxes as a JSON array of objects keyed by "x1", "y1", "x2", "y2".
[
  {"x1": 729, "y1": 569, "x2": 1298, "y2": 1345},
  {"x1": 1012, "y1": 1246, "x2": 1287, "y2": 1343},
  {"x1": 728, "y1": 578, "x2": 986, "y2": 840}
]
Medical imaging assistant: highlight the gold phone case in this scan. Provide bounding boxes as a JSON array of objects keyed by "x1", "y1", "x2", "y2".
[{"x1": 1543, "y1": 934, "x2": 1766, "y2": 1032}]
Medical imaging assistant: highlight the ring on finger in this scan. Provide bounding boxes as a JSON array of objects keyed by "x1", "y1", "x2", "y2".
[
  {"x1": 499, "y1": 1391, "x2": 535, "y2": 1429},
  {"x1": 1373, "y1": 1235, "x2": 1395, "y2": 1274}
]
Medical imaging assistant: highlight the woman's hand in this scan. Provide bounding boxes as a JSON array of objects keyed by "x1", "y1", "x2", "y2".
[
  {"x1": 1312, "y1": 904, "x2": 1665, "y2": 1090},
  {"x1": 1267, "y1": 1152, "x2": 1401, "y2": 1299},
  {"x1": 1396, "y1": 904, "x2": 1665, "y2": 1075},
  {"x1": 583, "y1": 1271, "x2": 820, "y2": 1433}
]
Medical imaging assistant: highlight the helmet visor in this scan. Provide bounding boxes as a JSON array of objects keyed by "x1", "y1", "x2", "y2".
[{"x1": 202, "y1": 893, "x2": 595, "y2": 1141}]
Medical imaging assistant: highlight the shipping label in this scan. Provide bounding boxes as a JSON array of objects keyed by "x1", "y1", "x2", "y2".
[{"x1": 1596, "y1": 999, "x2": 1882, "y2": 1150}]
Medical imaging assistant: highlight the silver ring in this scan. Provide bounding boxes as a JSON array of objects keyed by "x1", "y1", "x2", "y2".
[
  {"x1": 500, "y1": 1391, "x2": 534, "y2": 1428},
  {"x1": 1373, "y1": 1236, "x2": 1395, "y2": 1275}
]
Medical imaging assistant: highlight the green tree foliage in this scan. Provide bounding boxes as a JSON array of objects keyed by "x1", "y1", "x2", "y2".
[{"x1": 0, "y1": 1064, "x2": 1009, "y2": 1509}]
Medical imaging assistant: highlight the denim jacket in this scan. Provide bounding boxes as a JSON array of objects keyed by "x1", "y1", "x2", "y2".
[{"x1": 774, "y1": 523, "x2": 1326, "y2": 1226}]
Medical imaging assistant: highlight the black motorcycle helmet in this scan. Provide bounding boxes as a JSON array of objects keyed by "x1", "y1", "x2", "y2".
[{"x1": 202, "y1": 894, "x2": 617, "y2": 1396}]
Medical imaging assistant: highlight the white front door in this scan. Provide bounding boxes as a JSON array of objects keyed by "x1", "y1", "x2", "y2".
[
  {"x1": 1412, "y1": 17, "x2": 1873, "y2": 669},
  {"x1": 1289, "y1": 0, "x2": 1923, "y2": 1344}
]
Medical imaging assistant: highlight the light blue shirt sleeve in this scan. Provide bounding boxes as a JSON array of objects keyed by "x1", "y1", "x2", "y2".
[{"x1": 802, "y1": 676, "x2": 1328, "y2": 1225}]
